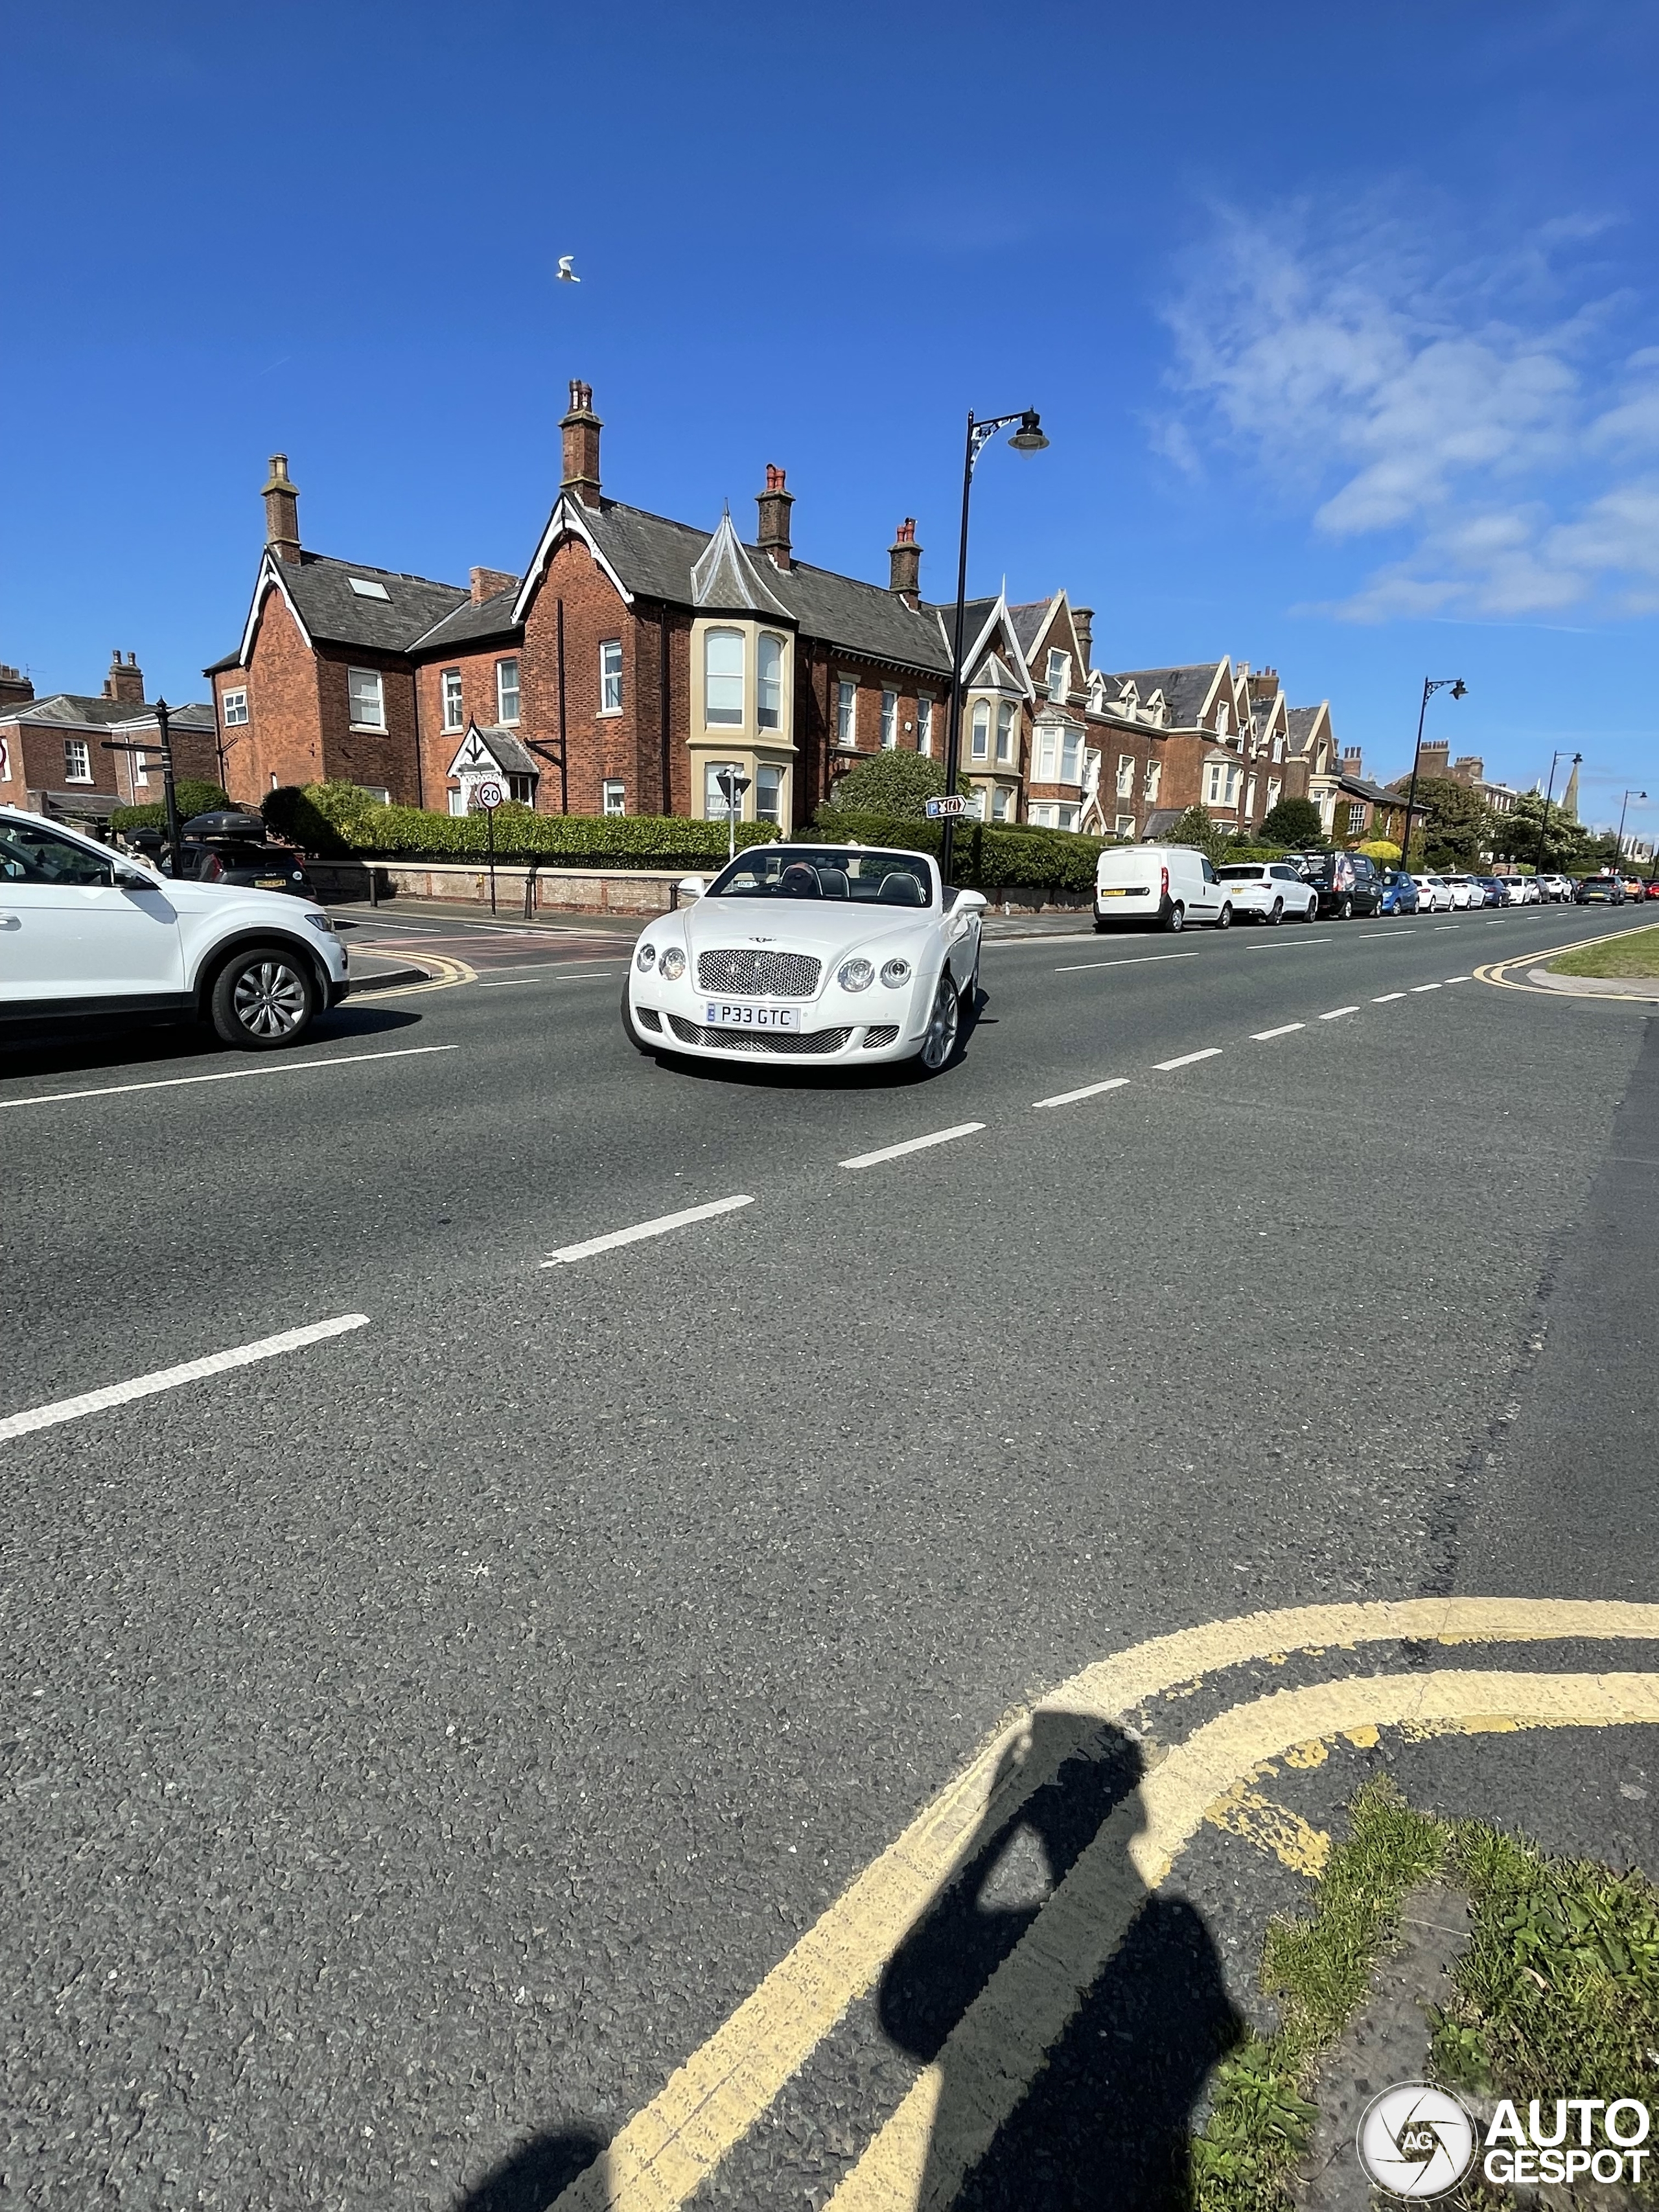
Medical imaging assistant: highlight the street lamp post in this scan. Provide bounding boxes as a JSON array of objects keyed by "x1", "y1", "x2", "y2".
[
  {"x1": 1535, "y1": 749, "x2": 1581, "y2": 880},
  {"x1": 1614, "y1": 787, "x2": 1647, "y2": 868},
  {"x1": 100, "y1": 695, "x2": 184, "y2": 878},
  {"x1": 1397, "y1": 677, "x2": 1467, "y2": 866},
  {"x1": 941, "y1": 406, "x2": 1049, "y2": 888},
  {"x1": 715, "y1": 768, "x2": 750, "y2": 862}
]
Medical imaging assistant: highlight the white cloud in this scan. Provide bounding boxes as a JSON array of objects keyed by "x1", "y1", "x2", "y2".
[{"x1": 1159, "y1": 202, "x2": 1659, "y2": 622}]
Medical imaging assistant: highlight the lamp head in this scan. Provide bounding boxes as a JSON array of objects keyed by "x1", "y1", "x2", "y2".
[
  {"x1": 1449, "y1": 679, "x2": 1467, "y2": 699},
  {"x1": 1008, "y1": 410, "x2": 1049, "y2": 454}
]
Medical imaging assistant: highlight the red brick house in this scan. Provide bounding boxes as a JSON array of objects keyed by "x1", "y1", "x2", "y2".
[
  {"x1": 0, "y1": 652, "x2": 219, "y2": 824},
  {"x1": 207, "y1": 386, "x2": 968, "y2": 835}
]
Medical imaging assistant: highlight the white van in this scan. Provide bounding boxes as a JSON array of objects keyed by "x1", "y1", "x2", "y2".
[{"x1": 1094, "y1": 843, "x2": 1231, "y2": 932}]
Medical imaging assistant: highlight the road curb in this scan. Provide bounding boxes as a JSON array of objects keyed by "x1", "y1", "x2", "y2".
[
  {"x1": 1524, "y1": 966, "x2": 1659, "y2": 1001},
  {"x1": 347, "y1": 962, "x2": 435, "y2": 994},
  {"x1": 1476, "y1": 918, "x2": 1659, "y2": 998}
]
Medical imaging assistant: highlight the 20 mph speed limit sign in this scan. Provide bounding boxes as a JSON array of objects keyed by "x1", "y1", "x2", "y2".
[{"x1": 474, "y1": 776, "x2": 505, "y2": 810}]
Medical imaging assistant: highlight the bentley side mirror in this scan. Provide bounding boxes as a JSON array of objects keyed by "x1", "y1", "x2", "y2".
[
  {"x1": 955, "y1": 889, "x2": 989, "y2": 913},
  {"x1": 675, "y1": 876, "x2": 706, "y2": 903}
]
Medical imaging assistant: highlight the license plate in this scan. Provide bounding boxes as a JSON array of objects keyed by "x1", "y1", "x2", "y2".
[
  {"x1": 703, "y1": 1002, "x2": 799, "y2": 1030},
  {"x1": 256, "y1": 877, "x2": 286, "y2": 888},
  {"x1": 1098, "y1": 887, "x2": 1130, "y2": 898}
]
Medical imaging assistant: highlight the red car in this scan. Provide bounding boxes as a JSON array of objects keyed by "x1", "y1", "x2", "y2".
[{"x1": 1645, "y1": 878, "x2": 1659, "y2": 901}]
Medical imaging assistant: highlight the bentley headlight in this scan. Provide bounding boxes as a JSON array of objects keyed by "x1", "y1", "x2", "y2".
[
  {"x1": 879, "y1": 957, "x2": 911, "y2": 988},
  {"x1": 635, "y1": 942, "x2": 657, "y2": 971},
  {"x1": 658, "y1": 946, "x2": 686, "y2": 981},
  {"x1": 837, "y1": 958, "x2": 874, "y2": 992}
]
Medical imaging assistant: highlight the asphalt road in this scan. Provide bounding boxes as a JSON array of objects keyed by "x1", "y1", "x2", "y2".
[{"x1": 1, "y1": 898, "x2": 1654, "y2": 2209}]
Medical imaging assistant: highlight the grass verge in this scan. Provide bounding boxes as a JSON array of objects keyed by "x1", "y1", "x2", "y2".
[
  {"x1": 1549, "y1": 922, "x2": 1659, "y2": 979},
  {"x1": 1188, "y1": 1778, "x2": 1659, "y2": 2212}
]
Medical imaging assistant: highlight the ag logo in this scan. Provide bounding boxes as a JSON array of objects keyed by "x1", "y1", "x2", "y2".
[{"x1": 1357, "y1": 2084, "x2": 1478, "y2": 2197}]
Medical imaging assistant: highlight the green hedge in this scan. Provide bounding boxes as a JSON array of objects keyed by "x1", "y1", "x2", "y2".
[
  {"x1": 261, "y1": 783, "x2": 783, "y2": 870},
  {"x1": 110, "y1": 780, "x2": 232, "y2": 833},
  {"x1": 810, "y1": 808, "x2": 1108, "y2": 893}
]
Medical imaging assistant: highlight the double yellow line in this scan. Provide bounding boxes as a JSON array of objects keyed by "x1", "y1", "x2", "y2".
[{"x1": 1476, "y1": 918, "x2": 1657, "y2": 995}]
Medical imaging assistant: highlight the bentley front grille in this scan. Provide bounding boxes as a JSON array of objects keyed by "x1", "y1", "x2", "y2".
[
  {"x1": 695, "y1": 949, "x2": 821, "y2": 998},
  {"x1": 667, "y1": 1015, "x2": 852, "y2": 1056}
]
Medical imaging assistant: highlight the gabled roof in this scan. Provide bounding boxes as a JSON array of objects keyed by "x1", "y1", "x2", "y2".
[
  {"x1": 968, "y1": 650, "x2": 1025, "y2": 697},
  {"x1": 1334, "y1": 771, "x2": 1402, "y2": 807},
  {"x1": 447, "y1": 723, "x2": 540, "y2": 779},
  {"x1": 411, "y1": 588, "x2": 522, "y2": 655},
  {"x1": 1007, "y1": 600, "x2": 1052, "y2": 656},
  {"x1": 1286, "y1": 703, "x2": 1332, "y2": 758},
  {"x1": 223, "y1": 552, "x2": 472, "y2": 670},
  {"x1": 109, "y1": 702, "x2": 218, "y2": 734},
  {"x1": 1104, "y1": 662, "x2": 1231, "y2": 729},
  {"x1": 515, "y1": 496, "x2": 955, "y2": 674}
]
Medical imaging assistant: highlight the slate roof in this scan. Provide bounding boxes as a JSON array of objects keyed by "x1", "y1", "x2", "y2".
[
  {"x1": 454, "y1": 725, "x2": 541, "y2": 778},
  {"x1": 1334, "y1": 771, "x2": 1402, "y2": 807},
  {"x1": 0, "y1": 692, "x2": 167, "y2": 728},
  {"x1": 109, "y1": 701, "x2": 218, "y2": 733},
  {"x1": 270, "y1": 553, "x2": 470, "y2": 654},
  {"x1": 411, "y1": 589, "x2": 522, "y2": 654},
  {"x1": 574, "y1": 500, "x2": 953, "y2": 674},
  {"x1": 1007, "y1": 600, "x2": 1054, "y2": 655},
  {"x1": 1104, "y1": 664, "x2": 1227, "y2": 727}
]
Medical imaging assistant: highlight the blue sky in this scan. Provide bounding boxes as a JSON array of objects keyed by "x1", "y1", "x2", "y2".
[{"x1": 4, "y1": 0, "x2": 1657, "y2": 832}]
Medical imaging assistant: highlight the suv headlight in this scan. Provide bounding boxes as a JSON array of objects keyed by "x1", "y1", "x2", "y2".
[
  {"x1": 659, "y1": 946, "x2": 686, "y2": 981},
  {"x1": 879, "y1": 957, "x2": 912, "y2": 988},
  {"x1": 636, "y1": 942, "x2": 657, "y2": 971},
  {"x1": 303, "y1": 911, "x2": 336, "y2": 935},
  {"x1": 837, "y1": 958, "x2": 874, "y2": 992}
]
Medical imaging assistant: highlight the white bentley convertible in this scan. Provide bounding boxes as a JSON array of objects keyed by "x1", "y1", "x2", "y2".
[{"x1": 622, "y1": 843, "x2": 986, "y2": 1073}]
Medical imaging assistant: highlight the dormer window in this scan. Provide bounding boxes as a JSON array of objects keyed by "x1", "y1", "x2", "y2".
[
  {"x1": 705, "y1": 629, "x2": 744, "y2": 727},
  {"x1": 1045, "y1": 649, "x2": 1071, "y2": 701}
]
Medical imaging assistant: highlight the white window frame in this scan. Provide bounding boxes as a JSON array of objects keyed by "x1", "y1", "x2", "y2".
[
  {"x1": 705, "y1": 760, "x2": 743, "y2": 819},
  {"x1": 995, "y1": 701, "x2": 1014, "y2": 763},
  {"x1": 64, "y1": 738, "x2": 92, "y2": 782},
  {"x1": 757, "y1": 634, "x2": 783, "y2": 732},
  {"x1": 132, "y1": 751, "x2": 149, "y2": 787},
  {"x1": 441, "y1": 669, "x2": 464, "y2": 731},
  {"x1": 448, "y1": 788, "x2": 467, "y2": 817},
  {"x1": 1056, "y1": 802, "x2": 1080, "y2": 832},
  {"x1": 990, "y1": 785, "x2": 1010, "y2": 822},
  {"x1": 599, "y1": 640, "x2": 623, "y2": 716},
  {"x1": 836, "y1": 676, "x2": 858, "y2": 747},
  {"x1": 222, "y1": 688, "x2": 249, "y2": 727},
  {"x1": 1028, "y1": 801, "x2": 1057, "y2": 828},
  {"x1": 1115, "y1": 813, "x2": 1136, "y2": 837},
  {"x1": 970, "y1": 701, "x2": 990, "y2": 761},
  {"x1": 495, "y1": 657, "x2": 520, "y2": 725},
  {"x1": 1045, "y1": 649, "x2": 1070, "y2": 702},
  {"x1": 1116, "y1": 754, "x2": 1135, "y2": 799},
  {"x1": 916, "y1": 694, "x2": 933, "y2": 757},
  {"x1": 1144, "y1": 760, "x2": 1162, "y2": 802},
  {"x1": 1267, "y1": 777, "x2": 1282, "y2": 809},
  {"x1": 603, "y1": 778, "x2": 626, "y2": 815},
  {"x1": 756, "y1": 764, "x2": 785, "y2": 824},
  {"x1": 1272, "y1": 732, "x2": 1284, "y2": 763},
  {"x1": 1035, "y1": 727, "x2": 1058, "y2": 780},
  {"x1": 1060, "y1": 730, "x2": 1083, "y2": 784},
  {"x1": 704, "y1": 630, "x2": 745, "y2": 728},
  {"x1": 880, "y1": 688, "x2": 898, "y2": 749},
  {"x1": 348, "y1": 667, "x2": 386, "y2": 731}
]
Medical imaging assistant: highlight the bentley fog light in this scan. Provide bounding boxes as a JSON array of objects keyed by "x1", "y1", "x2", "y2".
[
  {"x1": 879, "y1": 957, "x2": 911, "y2": 988},
  {"x1": 635, "y1": 942, "x2": 657, "y2": 971},
  {"x1": 658, "y1": 946, "x2": 686, "y2": 981},
  {"x1": 837, "y1": 958, "x2": 874, "y2": 992}
]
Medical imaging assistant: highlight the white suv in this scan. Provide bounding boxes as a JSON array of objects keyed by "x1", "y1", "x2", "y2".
[{"x1": 0, "y1": 806, "x2": 348, "y2": 1047}]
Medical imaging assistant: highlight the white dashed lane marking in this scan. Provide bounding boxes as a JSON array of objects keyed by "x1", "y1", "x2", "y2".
[
  {"x1": 1411, "y1": 983, "x2": 1442, "y2": 992},
  {"x1": 0, "y1": 1314, "x2": 370, "y2": 1443},
  {"x1": 0, "y1": 1043, "x2": 458, "y2": 1111},
  {"x1": 1053, "y1": 951, "x2": 1200, "y2": 973},
  {"x1": 840, "y1": 1124, "x2": 984, "y2": 1170},
  {"x1": 1319, "y1": 1006, "x2": 1360, "y2": 1020},
  {"x1": 1373, "y1": 992, "x2": 1407, "y2": 1003},
  {"x1": 541, "y1": 1194, "x2": 754, "y2": 1266},
  {"x1": 1251, "y1": 1023, "x2": 1305, "y2": 1040},
  {"x1": 1154, "y1": 1048, "x2": 1223, "y2": 1071},
  {"x1": 1032, "y1": 1078, "x2": 1131, "y2": 1110}
]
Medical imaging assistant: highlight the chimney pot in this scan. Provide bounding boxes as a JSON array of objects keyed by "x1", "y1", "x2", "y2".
[
  {"x1": 262, "y1": 453, "x2": 303, "y2": 563},
  {"x1": 756, "y1": 465, "x2": 794, "y2": 571},
  {"x1": 103, "y1": 649, "x2": 146, "y2": 704},
  {"x1": 559, "y1": 380, "x2": 603, "y2": 509},
  {"x1": 888, "y1": 518, "x2": 922, "y2": 603}
]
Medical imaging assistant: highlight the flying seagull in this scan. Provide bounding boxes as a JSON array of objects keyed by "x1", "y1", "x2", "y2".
[{"x1": 557, "y1": 256, "x2": 580, "y2": 283}]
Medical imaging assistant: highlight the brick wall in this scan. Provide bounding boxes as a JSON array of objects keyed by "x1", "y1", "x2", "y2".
[
  {"x1": 415, "y1": 642, "x2": 522, "y2": 806},
  {"x1": 221, "y1": 587, "x2": 323, "y2": 802},
  {"x1": 3, "y1": 720, "x2": 122, "y2": 800},
  {"x1": 316, "y1": 649, "x2": 421, "y2": 805}
]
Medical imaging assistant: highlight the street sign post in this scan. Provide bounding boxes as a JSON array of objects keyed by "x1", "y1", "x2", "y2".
[
  {"x1": 924, "y1": 794, "x2": 969, "y2": 821},
  {"x1": 474, "y1": 776, "x2": 505, "y2": 913},
  {"x1": 714, "y1": 769, "x2": 751, "y2": 861}
]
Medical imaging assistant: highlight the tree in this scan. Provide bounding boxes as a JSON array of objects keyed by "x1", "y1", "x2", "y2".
[
  {"x1": 1404, "y1": 775, "x2": 1493, "y2": 870},
  {"x1": 1258, "y1": 795, "x2": 1324, "y2": 848},
  {"x1": 1163, "y1": 803, "x2": 1233, "y2": 863},
  {"x1": 1489, "y1": 790, "x2": 1593, "y2": 871},
  {"x1": 827, "y1": 749, "x2": 969, "y2": 819}
]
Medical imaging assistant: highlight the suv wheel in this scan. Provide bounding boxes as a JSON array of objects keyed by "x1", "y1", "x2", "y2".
[
  {"x1": 1267, "y1": 898, "x2": 1284, "y2": 927},
  {"x1": 1338, "y1": 895, "x2": 1354, "y2": 921},
  {"x1": 210, "y1": 945, "x2": 318, "y2": 1049}
]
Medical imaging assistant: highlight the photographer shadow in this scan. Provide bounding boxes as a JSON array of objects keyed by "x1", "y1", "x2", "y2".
[{"x1": 878, "y1": 1714, "x2": 1241, "y2": 2211}]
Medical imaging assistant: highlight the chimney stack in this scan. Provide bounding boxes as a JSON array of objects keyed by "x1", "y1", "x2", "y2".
[
  {"x1": 102, "y1": 650, "x2": 145, "y2": 704},
  {"x1": 1072, "y1": 605, "x2": 1094, "y2": 671},
  {"x1": 262, "y1": 455, "x2": 302, "y2": 562},
  {"x1": 1248, "y1": 664, "x2": 1279, "y2": 701},
  {"x1": 756, "y1": 465, "x2": 794, "y2": 570},
  {"x1": 470, "y1": 565, "x2": 520, "y2": 605},
  {"x1": 1419, "y1": 739, "x2": 1450, "y2": 778},
  {"x1": 560, "y1": 380, "x2": 603, "y2": 509},
  {"x1": 887, "y1": 517, "x2": 922, "y2": 603},
  {"x1": 1341, "y1": 745, "x2": 1364, "y2": 779},
  {"x1": 0, "y1": 662, "x2": 34, "y2": 708}
]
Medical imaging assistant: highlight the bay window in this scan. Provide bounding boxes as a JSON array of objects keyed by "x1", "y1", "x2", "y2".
[
  {"x1": 705, "y1": 630, "x2": 744, "y2": 727},
  {"x1": 756, "y1": 765, "x2": 784, "y2": 824},
  {"x1": 757, "y1": 634, "x2": 783, "y2": 730},
  {"x1": 969, "y1": 701, "x2": 990, "y2": 760},
  {"x1": 995, "y1": 702, "x2": 1014, "y2": 762}
]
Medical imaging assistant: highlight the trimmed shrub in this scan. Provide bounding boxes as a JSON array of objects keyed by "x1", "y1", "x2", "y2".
[
  {"x1": 1259, "y1": 795, "x2": 1325, "y2": 848},
  {"x1": 259, "y1": 783, "x2": 783, "y2": 870},
  {"x1": 1356, "y1": 837, "x2": 1402, "y2": 863},
  {"x1": 810, "y1": 808, "x2": 1108, "y2": 894},
  {"x1": 110, "y1": 780, "x2": 231, "y2": 833},
  {"x1": 828, "y1": 751, "x2": 949, "y2": 818}
]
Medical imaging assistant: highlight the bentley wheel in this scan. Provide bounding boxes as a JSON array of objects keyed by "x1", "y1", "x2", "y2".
[
  {"x1": 210, "y1": 946, "x2": 317, "y2": 1049},
  {"x1": 919, "y1": 972, "x2": 962, "y2": 1073}
]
